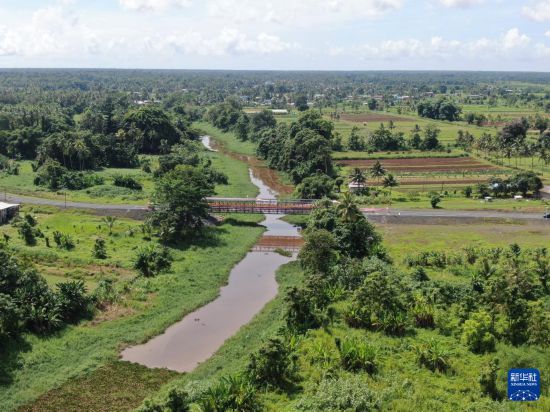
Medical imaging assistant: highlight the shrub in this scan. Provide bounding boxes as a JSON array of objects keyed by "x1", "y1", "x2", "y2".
[
  {"x1": 92, "y1": 238, "x2": 107, "y2": 259},
  {"x1": 0, "y1": 293, "x2": 20, "y2": 341},
  {"x1": 463, "y1": 186, "x2": 473, "y2": 198},
  {"x1": 461, "y1": 310, "x2": 496, "y2": 353},
  {"x1": 412, "y1": 295, "x2": 435, "y2": 328},
  {"x1": 137, "y1": 388, "x2": 191, "y2": 412},
  {"x1": 411, "y1": 267, "x2": 430, "y2": 282},
  {"x1": 198, "y1": 375, "x2": 260, "y2": 412},
  {"x1": 246, "y1": 337, "x2": 297, "y2": 388},
  {"x1": 56, "y1": 280, "x2": 92, "y2": 323},
  {"x1": 336, "y1": 337, "x2": 377, "y2": 374},
  {"x1": 479, "y1": 358, "x2": 502, "y2": 400},
  {"x1": 18, "y1": 221, "x2": 38, "y2": 246},
  {"x1": 133, "y1": 245, "x2": 173, "y2": 277},
  {"x1": 113, "y1": 174, "x2": 143, "y2": 191},
  {"x1": 413, "y1": 338, "x2": 451, "y2": 372},
  {"x1": 52, "y1": 231, "x2": 75, "y2": 250},
  {"x1": 93, "y1": 279, "x2": 119, "y2": 309},
  {"x1": 294, "y1": 375, "x2": 378, "y2": 411},
  {"x1": 430, "y1": 194, "x2": 441, "y2": 209}
]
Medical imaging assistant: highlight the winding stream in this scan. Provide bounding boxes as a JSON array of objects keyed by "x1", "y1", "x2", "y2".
[{"x1": 120, "y1": 138, "x2": 300, "y2": 373}]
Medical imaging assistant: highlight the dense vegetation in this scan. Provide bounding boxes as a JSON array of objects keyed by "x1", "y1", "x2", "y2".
[{"x1": 139, "y1": 197, "x2": 550, "y2": 410}]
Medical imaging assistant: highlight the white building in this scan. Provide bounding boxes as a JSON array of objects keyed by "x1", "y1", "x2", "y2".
[{"x1": 0, "y1": 202, "x2": 19, "y2": 224}]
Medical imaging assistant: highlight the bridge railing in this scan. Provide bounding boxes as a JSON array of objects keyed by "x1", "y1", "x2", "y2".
[{"x1": 206, "y1": 197, "x2": 316, "y2": 215}]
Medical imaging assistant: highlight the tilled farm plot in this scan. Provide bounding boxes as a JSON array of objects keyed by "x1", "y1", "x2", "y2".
[
  {"x1": 339, "y1": 156, "x2": 507, "y2": 187},
  {"x1": 338, "y1": 157, "x2": 499, "y2": 173}
]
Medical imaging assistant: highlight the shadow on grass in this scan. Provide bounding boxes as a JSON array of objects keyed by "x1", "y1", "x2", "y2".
[
  {"x1": 222, "y1": 217, "x2": 264, "y2": 228},
  {"x1": 0, "y1": 336, "x2": 32, "y2": 386}
]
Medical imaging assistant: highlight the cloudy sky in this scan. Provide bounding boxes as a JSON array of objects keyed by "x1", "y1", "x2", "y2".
[{"x1": 0, "y1": 0, "x2": 549, "y2": 70}]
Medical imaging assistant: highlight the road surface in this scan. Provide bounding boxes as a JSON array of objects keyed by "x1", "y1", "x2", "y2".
[{"x1": 2, "y1": 193, "x2": 548, "y2": 222}]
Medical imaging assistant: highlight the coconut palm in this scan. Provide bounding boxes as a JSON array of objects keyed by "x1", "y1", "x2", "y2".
[
  {"x1": 337, "y1": 191, "x2": 360, "y2": 223},
  {"x1": 370, "y1": 160, "x2": 386, "y2": 187},
  {"x1": 349, "y1": 167, "x2": 367, "y2": 192},
  {"x1": 382, "y1": 174, "x2": 399, "y2": 205}
]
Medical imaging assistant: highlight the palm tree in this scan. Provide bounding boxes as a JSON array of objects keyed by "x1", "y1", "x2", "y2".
[
  {"x1": 102, "y1": 216, "x2": 117, "y2": 236},
  {"x1": 382, "y1": 174, "x2": 399, "y2": 205},
  {"x1": 337, "y1": 192, "x2": 360, "y2": 223},
  {"x1": 73, "y1": 139, "x2": 88, "y2": 171},
  {"x1": 370, "y1": 160, "x2": 386, "y2": 187},
  {"x1": 349, "y1": 167, "x2": 367, "y2": 192}
]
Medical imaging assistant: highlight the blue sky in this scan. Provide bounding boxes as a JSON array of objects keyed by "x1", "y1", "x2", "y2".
[{"x1": 0, "y1": 0, "x2": 549, "y2": 70}]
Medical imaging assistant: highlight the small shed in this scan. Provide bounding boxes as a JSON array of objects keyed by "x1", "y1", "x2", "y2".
[
  {"x1": 0, "y1": 202, "x2": 19, "y2": 224},
  {"x1": 348, "y1": 182, "x2": 367, "y2": 193}
]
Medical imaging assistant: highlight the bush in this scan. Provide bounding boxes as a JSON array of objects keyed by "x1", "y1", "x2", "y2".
[
  {"x1": 56, "y1": 280, "x2": 92, "y2": 323},
  {"x1": 0, "y1": 293, "x2": 20, "y2": 341},
  {"x1": 92, "y1": 238, "x2": 107, "y2": 259},
  {"x1": 461, "y1": 310, "x2": 496, "y2": 353},
  {"x1": 430, "y1": 195, "x2": 441, "y2": 209},
  {"x1": 52, "y1": 231, "x2": 75, "y2": 250},
  {"x1": 113, "y1": 174, "x2": 143, "y2": 191},
  {"x1": 92, "y1": 279, "x2": 119, "y2": 309},
  {"x1": 246, "y1": 337, "x2": 297, "y2": 388},
  {"x1": 133, "y1": 245, "x2": 173, "y2": 277},
  {"x1": 336, "y1": 337, "x2": 377, "y2": 374},
  {"x1": 294, "y1": 375, "x2": 378, "y2": 411},
  {"x1": 137, "y1": 387, "x2": 191, "y2": 412},
  {"x1": 198, "y1": 375, "x2": 260, "y2": 412},
  {"x1": 479, "y1": 358, "x2": 502, "y2": 400},
  {"x1": 18, "y1": 221, "x2": 38, "y2": 246},
  {"x1": 413, "y1": 338, "x2": 451, "y2": 372}
]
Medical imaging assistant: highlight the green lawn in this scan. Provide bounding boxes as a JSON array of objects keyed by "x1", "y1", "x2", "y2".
[
  {"x1": 206, "y1": 150, "x2": 258, "y2": 198},
  {"x1": 0, "y1": 207, "x2": 265, "y2": 411}
]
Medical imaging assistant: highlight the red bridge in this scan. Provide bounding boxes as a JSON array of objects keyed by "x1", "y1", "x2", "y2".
[{"x1": 206, "y1": 197, "x2": 315, "y2": 215}]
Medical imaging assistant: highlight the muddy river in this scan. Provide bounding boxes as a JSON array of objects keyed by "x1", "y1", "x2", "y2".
[{"x1": 120, "y1": 138, "x2": 300, "y2": 372}]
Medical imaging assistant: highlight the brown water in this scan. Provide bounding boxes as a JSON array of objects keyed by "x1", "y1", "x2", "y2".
[{"x1": 121, "y1": 140, "x2": 301, "y2": 372}]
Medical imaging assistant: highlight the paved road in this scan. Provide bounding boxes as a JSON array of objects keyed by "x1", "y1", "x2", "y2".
[
  {"x1": 362, "y1": 207, "x2": 547, "y2": 221},
  {"x1": 2, "y1": 193, "x2": 548, "y2": 222}
]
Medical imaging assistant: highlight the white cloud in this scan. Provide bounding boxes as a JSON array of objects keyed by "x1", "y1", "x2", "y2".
[
  {"x1": 439, "y1": 0, "x2": 484, "y2": 8},
  {"x1": 502, "y1": 28, "x2": 530, "y2": 49},
  {"x1": 546, "y1": 30, "x2": 550, "y2": 36},
  {"x1": 161, "y1": 29, "x2": 295, "y2": 56},
  {"x1": 523, "y1": 1, "x2": 550, "y2": 22},
  {"x1": 335, "y1": 28, "x2": 545, "y2": 62},
  {"x1": 118, "y1": 0, "x2": 192, "y2": 12},
  {"x1": 206, "y1": 0, "x2": 403, "y2": 25}
]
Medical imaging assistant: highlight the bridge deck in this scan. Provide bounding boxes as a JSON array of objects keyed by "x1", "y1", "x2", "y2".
[{"x1": 206, "y1": 198, "x2": 315, "y2": 215}]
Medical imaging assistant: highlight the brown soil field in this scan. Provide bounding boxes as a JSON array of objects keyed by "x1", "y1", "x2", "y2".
[
  {"x1": 340, "y1": 113, "x2": 410, "y2": 123},
  {"x1": 339, "y1": 157, "x2": 499, "y2": 173},
  {"x1": 369, "y1": 177, "x2": 489, "y2": 186}
]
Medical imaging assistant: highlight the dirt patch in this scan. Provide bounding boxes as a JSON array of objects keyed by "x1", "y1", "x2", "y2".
[
  {"x1": 88, "y1": 303, "x2": 137, "y2": 326},
  {"x1": 340, "y1": 113, "x2": 410, "y2": 123}
]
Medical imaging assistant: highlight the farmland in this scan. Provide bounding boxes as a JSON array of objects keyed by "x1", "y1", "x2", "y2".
[{"x1": 0, "y1": 68, "x2": 549, "y2": 412}]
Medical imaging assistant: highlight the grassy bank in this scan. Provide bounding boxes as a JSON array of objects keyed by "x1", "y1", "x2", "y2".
[
  {"x1": 206, "y1": 150, "x2": 259, "y2": 198},
  {"x1": 140, "y1": 261, "x2": 304, "y2": 407},
  {"x1": 0, "y1": 209, "x2": 264, "y2": 411},
  {"x1": 195, "y1": 122, "x2": 257, "y2": 157}
]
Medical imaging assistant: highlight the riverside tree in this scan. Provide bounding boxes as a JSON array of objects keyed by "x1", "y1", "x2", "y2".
[{"x1": 149, "y1": 165, "x2": 215, "y2": 242}]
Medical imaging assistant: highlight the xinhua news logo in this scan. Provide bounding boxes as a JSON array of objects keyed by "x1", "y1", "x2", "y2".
[{"x1": 508, "y1": 368, "x2": 541, "y2": 401}]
